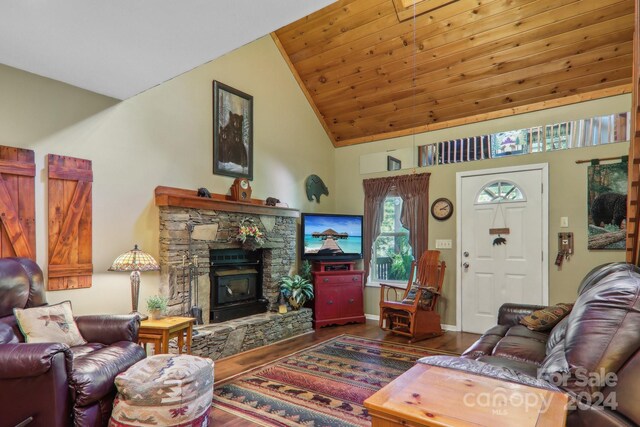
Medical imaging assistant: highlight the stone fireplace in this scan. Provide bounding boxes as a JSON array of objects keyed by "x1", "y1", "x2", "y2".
[{"x1": 155, "y1": 186, "x2": 312, "y2": 359}]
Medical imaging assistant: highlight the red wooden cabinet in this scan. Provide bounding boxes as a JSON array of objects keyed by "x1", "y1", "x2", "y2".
[{"x1": 311, "y1": 261, "x2": 365, "y2": 329}]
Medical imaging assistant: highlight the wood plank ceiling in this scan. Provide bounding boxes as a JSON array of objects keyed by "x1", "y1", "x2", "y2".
[{"x1": 273, "y1": 0, "x2": 635, "y2": 147}]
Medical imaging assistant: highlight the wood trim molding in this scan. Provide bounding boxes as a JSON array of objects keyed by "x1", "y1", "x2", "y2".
[
  {"x1": 334, "y1": 84, "x2": 633, "y2": 147},
  {"x1": 155, "y1": 186, "x2": 300, "y2": 218}
]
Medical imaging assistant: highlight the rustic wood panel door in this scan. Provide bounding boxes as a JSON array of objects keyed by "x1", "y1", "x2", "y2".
[
  {"x1": 0, "y1": 146, "x2": 36, "y2": 260},
  {"x1": 48, "y1": 154, "x2": 93, "y2": 290}
]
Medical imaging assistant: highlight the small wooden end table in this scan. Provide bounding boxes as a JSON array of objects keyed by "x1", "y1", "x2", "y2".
[
  {"x1": 364, "y1": 364, "x2": 568, "y2": 427},
  {"x1": 138, "y1": 316, "x2": 195, "y2": 355}
]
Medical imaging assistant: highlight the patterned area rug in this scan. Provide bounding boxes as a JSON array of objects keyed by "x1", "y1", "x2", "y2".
[{"x1": 212, "y1": 334, "x2": 456, "y2": 426}]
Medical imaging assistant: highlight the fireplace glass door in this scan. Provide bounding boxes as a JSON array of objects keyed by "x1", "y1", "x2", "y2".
[{"x1": 213, "y1": 268, "x2": 258, "y2": 305}]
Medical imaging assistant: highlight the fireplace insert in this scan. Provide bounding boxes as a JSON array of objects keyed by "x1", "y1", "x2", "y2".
[{"x1": 209, "y1": 248, "x2": 267, "y2": 322}]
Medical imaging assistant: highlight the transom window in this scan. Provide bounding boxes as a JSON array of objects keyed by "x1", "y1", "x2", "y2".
[{"x1": 476, "y1": 181, "x2": 525, "y2": 204}]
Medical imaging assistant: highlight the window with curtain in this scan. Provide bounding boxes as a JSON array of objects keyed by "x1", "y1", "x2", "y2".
[
  {"x1": 362, "y1": 173, "x2": 429, "y2": 284},
  {"x1": 372, "y1": 196, "x2": 412, "y2": 282}
]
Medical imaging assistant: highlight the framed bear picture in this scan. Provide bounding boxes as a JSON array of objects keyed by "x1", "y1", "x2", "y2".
[{"x1": 213, "y1": 80, "x2": 253, "y2": 179}]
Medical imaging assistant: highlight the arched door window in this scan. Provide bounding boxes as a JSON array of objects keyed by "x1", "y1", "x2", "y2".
[{"x1": 476, "y1": 181, "x2": 526, "y2": 204}]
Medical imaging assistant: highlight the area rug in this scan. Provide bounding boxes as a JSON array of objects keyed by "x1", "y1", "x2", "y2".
[{"x1": 212, "y1": 334, "x2": 457, "y2": 426}]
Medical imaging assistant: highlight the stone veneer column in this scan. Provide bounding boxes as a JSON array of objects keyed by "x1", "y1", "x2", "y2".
[{"x1": 158, "y1": 207, "x2": 298, "y2": 321}]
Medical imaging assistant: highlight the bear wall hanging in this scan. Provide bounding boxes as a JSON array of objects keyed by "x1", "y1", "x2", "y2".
[{"x1": 587, "y1": 160, "x2": 628, "y2": 250}]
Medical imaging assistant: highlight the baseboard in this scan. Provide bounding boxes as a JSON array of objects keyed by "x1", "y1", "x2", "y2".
[{"x1": 365, "y1": 313, "x2": 460, "y2": 332}]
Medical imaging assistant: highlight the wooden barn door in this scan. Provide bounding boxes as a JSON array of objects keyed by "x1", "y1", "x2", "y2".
[
  {"x1": 48, "y1": 154, "x2": 93, "y2": 290},
  {"x1": 0, "y1": 146, "x2": 36, "y2": 260}
]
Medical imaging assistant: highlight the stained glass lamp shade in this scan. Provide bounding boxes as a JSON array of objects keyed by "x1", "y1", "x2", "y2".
[{"x1": 109, "y1": 244, "x2": 160, "y2": 319}]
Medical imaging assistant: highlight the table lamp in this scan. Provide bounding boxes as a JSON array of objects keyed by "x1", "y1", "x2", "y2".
[{"x1": 109, "y1": 244, "x2": 160, "y2": 320}]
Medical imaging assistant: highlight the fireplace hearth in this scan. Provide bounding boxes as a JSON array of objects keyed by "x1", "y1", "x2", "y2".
[
  {"x1": 155, "y1": 186, "x2": 312, "y2": 360},
  {"x1": 209, "y1": 248, "x2": 268, "y2": 322}
]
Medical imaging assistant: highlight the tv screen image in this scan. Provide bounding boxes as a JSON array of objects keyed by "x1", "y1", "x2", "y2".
[{"x1": 302, "y1": 213, "x2": 363, "y2": 260}]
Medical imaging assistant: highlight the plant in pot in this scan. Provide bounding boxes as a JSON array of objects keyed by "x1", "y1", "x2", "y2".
[
  {"x1": 146, "y1": 295, "x2": 168, "y2": 320},
  {"x1": 279, "y1": 274, "x2": 314, "y2": 310}
]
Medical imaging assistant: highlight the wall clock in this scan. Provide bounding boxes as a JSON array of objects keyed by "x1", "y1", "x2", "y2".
[
  {"x1": 431, "y1": 197, "x2": 453, "y2": 221},
  {"x1": 230, "y1": 178, "x2": 252, "y2": 201}
]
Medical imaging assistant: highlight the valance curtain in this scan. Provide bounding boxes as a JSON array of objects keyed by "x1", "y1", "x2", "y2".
[{"x1": 362, "y1": 173, "x2": 430, "y2": 283}]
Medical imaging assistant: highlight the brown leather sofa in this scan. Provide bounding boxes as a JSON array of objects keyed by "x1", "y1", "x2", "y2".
[
  {"x1": 0, "y1": 258, "x2": 146, "y2": 427},
  {"x1": 420, "y1": 262, "x2": 640, "y2": 427}
]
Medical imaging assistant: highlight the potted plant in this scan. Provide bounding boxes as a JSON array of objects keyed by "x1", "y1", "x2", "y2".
[
  {"x1": 279, "y1": 274, "x2": 314, "y2": 310},
  {"x1": 146, "y1": 295, "x2": 168, "y2": 320}
]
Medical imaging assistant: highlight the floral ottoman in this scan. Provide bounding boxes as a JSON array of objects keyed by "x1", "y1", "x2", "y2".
[{"x1": 109, "y1": 354, "x2": 214, "y2": 427}]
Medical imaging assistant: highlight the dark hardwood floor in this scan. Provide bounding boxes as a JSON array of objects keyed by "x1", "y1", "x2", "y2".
[{"x1": 211, "y1": 319, "x2": 480, "y2": 426}]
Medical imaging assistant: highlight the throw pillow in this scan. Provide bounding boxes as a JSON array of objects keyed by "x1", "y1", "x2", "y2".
[
  {"x1": 520, "y1": 303, "x2": 574, "y2": 331},
  {"x1": 401, "y1": 283, "x2": 420, "y2": 304},
  {"x1": 14, "y1": 300, "x2": 86, "y2": 346},
  {"x1": 401, "y1": 283, "x2": 435, "y2": 308}
]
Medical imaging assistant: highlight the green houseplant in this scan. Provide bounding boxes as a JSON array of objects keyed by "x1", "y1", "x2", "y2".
[
  {"x1": 279, "y1": 274, "x2": 314, "y2": 310},
  {"x1": 146, "y1": 295, "x2": 168, "y2": 320}
]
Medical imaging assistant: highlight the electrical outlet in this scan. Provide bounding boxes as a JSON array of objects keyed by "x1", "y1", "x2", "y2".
[{"x1": 435, "y1": 239, "x2": 452, "y2": 249}]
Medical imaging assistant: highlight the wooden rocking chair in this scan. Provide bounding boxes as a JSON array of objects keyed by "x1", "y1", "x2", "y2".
[{"x1": 379, "y1": 250, "x2": 446, "y2": 342}]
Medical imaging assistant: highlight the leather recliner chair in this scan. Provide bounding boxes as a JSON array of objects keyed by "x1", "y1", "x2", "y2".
[{"x1": 0, "y1": 257, "x2": 146, "y2": 427}]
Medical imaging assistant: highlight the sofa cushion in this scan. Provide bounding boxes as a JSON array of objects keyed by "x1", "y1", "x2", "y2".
[
  {"x1": 461, "y1": 325, "x2": 510, "y2": 359},
  {"x1": 519, "y1": 303, "x2": 573, "y2": 331},
  {"x1": 70, "y1": 343, "x2": 106, "y2": 359},
  {"x1": 538, "y1": 340, "x2": 569, "y2": 384},
  {"x1": 545, "y1": 315, "x2": 569, "y2": 354},
  {"x1": 505, "y1": 325, "x2": 549, "y2": 343},
  {"x1": 70, "y1": 341, "x2": 146, "y2": 407},
  {"x1": 462, "y1": 334, "x2": 503, "y2": 359},
  {"x1": 14, "y1": 300, "x2": 86, "y2": 346},
  {"x1": 492, "y1": 336, "x2": 547, "y2": 365}
]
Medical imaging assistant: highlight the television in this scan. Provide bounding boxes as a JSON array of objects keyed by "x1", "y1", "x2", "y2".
[{"x1": 301, "y1": 213, "x2": 364, "y2": 261}]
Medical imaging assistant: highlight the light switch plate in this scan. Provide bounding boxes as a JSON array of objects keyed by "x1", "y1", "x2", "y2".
[
  {"x1": 560, "y1": 217, "x2": 569, "y2": 228},
  {"x1": 435, "y1": 239, "x2": 452, "y2": 249}
]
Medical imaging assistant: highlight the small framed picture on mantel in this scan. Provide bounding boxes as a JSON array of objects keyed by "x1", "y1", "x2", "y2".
[{"x1": 213, "y1": 80, "x2": 253, "y2": 180}]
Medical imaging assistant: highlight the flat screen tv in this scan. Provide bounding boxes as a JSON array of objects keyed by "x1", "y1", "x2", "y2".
[{"x1": 301, "y1": 213, "x2": 363, "y2": 261}]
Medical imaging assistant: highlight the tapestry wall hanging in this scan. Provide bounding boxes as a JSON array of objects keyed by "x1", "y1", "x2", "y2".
[
  {"x1": 213, "y1": 80, "x2": 253, "y2": 179},
  {"x1": 587, "y1": 160, "x2": 627, "y2": 250}
]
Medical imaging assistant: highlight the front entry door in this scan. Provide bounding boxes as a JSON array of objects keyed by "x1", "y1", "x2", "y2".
[{"x1": 459, "y1": 166, "x2": 547, "y2": 334}]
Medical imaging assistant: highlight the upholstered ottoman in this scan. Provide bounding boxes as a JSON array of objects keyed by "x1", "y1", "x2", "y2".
[{"x1": 109, "y1": 354, "x2": 214, "y2": 427}]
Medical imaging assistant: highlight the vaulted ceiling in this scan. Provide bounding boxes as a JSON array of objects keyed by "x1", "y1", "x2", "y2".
[{"x1": 273, "y1": 0, "x2": 635, "y2": 147}]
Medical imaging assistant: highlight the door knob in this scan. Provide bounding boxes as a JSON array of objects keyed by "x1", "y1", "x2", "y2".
[{"x1": 463, "y1": 262, "x2": 470, "y2": 269}]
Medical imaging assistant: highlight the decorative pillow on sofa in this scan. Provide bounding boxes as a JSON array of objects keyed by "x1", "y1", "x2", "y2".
[
  {"x1": 519, "y1": 303, "x2": 573, "y2": 331},
  {"x1": 14, "y1": 300, "x2": 86, "y2": 346}
]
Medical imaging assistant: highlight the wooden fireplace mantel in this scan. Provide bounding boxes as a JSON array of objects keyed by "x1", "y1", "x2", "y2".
[{"x1": 154, "y1": 186, "x2": 300, "y2": 218}]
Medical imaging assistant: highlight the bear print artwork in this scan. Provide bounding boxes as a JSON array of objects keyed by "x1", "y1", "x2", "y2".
[
  {"x1": 213, "y1": 80, "x2": 252, "y2": 179},
  {"x1": 219, "y1": 111, "x2": 248, "y2": 168}
]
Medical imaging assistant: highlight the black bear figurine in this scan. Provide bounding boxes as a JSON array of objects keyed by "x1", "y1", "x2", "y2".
[{"x1": 197, "y1": 187, "x2": 212, "y2": 198}]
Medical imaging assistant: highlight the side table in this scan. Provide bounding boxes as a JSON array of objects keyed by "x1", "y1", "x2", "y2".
[
  {"x1": 364, "y1": 363, "x2": 568, "y2": 427},
  {"x1": 138, "y1": 316, "x2": 195, "y2": 355}
]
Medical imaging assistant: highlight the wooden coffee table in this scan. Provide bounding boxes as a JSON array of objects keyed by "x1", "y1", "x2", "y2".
[
  {"x1": 364, "y1": 363, "x2": 568, "y2": 427},
  {"x1": 138, "y1": 316, "x2": 195, "y2": 355}
]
